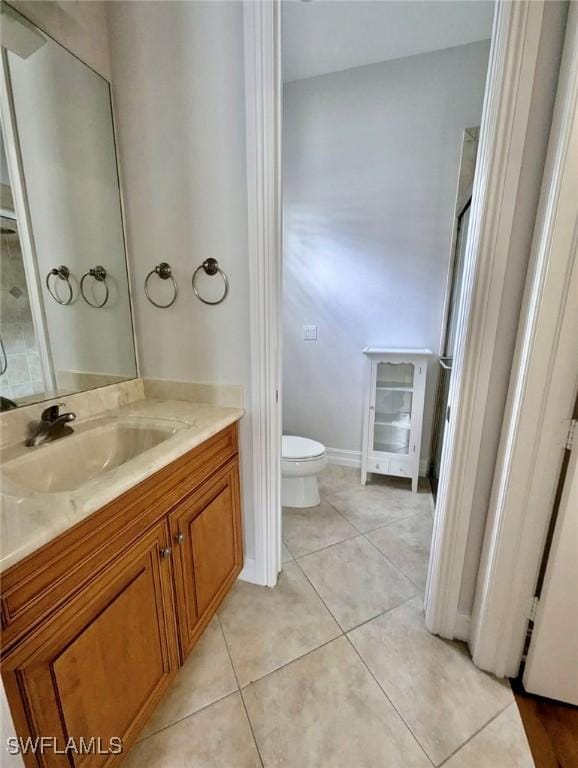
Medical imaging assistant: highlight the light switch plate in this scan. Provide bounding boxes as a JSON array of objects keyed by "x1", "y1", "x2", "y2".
[{"x1": 303, "y1": 324, "x2": 317, "y2": 341}]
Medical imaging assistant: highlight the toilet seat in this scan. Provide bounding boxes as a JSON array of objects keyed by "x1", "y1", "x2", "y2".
[{"x1": 282, "y1": 435, "x2": 326, "y2": 461}]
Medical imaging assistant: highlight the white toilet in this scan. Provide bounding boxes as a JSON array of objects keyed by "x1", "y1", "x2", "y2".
[{"x1": 282, "y1": 435, "x2": 327, "y2": 508}]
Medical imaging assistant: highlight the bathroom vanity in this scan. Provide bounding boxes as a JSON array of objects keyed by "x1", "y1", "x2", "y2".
[{"x1": 0, "y1": 395, "x2": 244, "y2": 766}]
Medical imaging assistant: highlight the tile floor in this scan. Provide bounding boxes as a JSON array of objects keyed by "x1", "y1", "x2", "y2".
[{"x1": 124, "y1": 465, "x2": 535, "y2": 768}]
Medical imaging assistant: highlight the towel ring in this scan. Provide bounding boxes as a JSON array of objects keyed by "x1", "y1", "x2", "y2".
[
  {"x1": 80, "y1": 265, "x2": 109, "y2": 308},
  {"x1": 192, "y1": 258, "x2": 229, "y2": 305},
  {"x1": 145, "y1": 262, "x2": 178, "y2": 308},
  {"x1": 46, "y1": 265, "x2": 73, "y2": 306}
]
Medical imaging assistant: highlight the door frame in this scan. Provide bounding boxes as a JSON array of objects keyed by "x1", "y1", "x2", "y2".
[
  {"x1": 470, "y1": 3, "x2": 578, "y2": 678},
  {"x1": 424, "y1": 0, "x2": 547, "y2": 639},
  {"x1": 243, "y1": 0, "x2": 546, "y2": 610},
  {"x1": 243, "y1": 0, "x2": 283, "y2": 587}
]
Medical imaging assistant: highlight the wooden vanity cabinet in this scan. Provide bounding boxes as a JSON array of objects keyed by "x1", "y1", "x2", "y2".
[
  {"x1": 0, "y1": 424, "x2": 243, "y2": 767},
  {"x1": 2, "y1": 521, "x2": 178, "y2": 768},
  {"x1": 170, "y1": 457, "x2": 242, "y2": 658}
]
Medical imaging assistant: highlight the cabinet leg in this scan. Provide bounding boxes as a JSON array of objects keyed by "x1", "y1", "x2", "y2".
[
  {"x1": 412, "y1": 474, "x2": 418, "y2": 494},
  {"x1": 361, "y1": 467, "x2": 367, "y2": 485}
]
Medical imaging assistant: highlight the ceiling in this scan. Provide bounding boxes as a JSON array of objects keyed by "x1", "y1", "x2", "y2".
[{"x1": 282, "y1": 1, "x2": 494, "y2": 83}]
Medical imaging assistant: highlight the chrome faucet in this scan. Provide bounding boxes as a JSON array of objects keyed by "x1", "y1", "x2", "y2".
[{"x1": 26, "y1": 403, "x2": 76, "y2": 447}]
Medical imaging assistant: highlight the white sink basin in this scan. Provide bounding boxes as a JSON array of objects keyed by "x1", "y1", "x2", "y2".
[{"x1": 1, "y1": 417, "x2": 187, "y2": 495}]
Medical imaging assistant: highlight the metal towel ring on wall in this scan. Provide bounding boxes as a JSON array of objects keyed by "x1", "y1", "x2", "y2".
[
  {"x1": 144, "y1": 262, "x2": 178, "y2": 308},
  {"x1": 46, "y1": 265, "x2": 74, "y2": 306},
  {"x1": 80, "y1": 265, "x2": 109, "y2": 308},
  {"x1": 192, "y1": 258, "x2": 229, "y2": 305}
]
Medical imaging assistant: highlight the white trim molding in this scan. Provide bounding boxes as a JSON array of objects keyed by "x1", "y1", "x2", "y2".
[
  {"x1": 425, "y1": 1, "x2": 546, "y2": 638},
  {"x1": 326, "y1": 448, "x2": 362, "y2": 468},
  {"x1": 243, "y1": 0, "x2": 282, "y2": 587},
  {"x1": 470, "y1": 4, "x2": 578, "y2": 678},
  {"x1": 454, "y1": 613, "x2": 472, "y2": 643},
  {"x1": 239, "y1": 557, "x2": 259, "y2": 585}
]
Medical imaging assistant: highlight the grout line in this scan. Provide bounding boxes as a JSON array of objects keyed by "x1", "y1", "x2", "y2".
[
  {"x1": 436, "y1": 701, "x2": 514, "y2": 766},
  {"x1": 293, "y1": 531, "x2": 366, "y2": 564},
  {"x1": 323, "y1": 486, "x2": 433, "y2": 537},
  {"x1": 292, "y1": 551, "x2": 415, "y2": 638},
  {"x1": 324, "y1": 498, "x2": 364, "y2": 534},
  {"x1": 135, "y1": 689, "x2": 239, "y2": 744},
  {"x1": 343, "y1": 632, "x2": 436, "y2": 767},
  {"x1": 238, "y1": 634, "x2": 344, "y2": 691},
  {"x1": 346, "y1": 593, "x2": 418, "y2": 634},
  {"x1": 281, "y1": 538, "x2": 295, "y2": 561},
  {"x1": 292, "y1": 555, "x2": 349, "y2": 631},
  {"x1": 325, "y1": 504, "x2": 364, "y2": 535},
  {"x1": 229, "y1": 584, "x2": 415, "y2": 694},
  {"x1": 291, "y1": 530, "x2": 422, "y2": 634},
  {"x1": 284, "y1": 489, "x2": 432, "y2": 762},
  {"x1": 361, "y1": 528, "x2": 426, "y2": 594},
  {"x1": 217, "y1": 614, "x2": 265, "y2": 767},
  {"x1": 287, "y1": 489, "x2": 431, "y2": 593},
  {"x1": 363, "y1": 506, "x2": 433, "y2": 534},
  {"x1": 288, "y1": 530, "x2": 360, "y2": 561},
  {"x1": 285, "y1": 479, "x2": 427, "y2": 627},
  {"x1": 357, "y1": 507, "x2": 430, "y2": 534}
]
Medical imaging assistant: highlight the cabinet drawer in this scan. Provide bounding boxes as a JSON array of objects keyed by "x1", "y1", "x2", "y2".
[
  {"x1": 367, "y1": 455, "x2": 413, "y2": 477},
  {"x1": 1, "y1": 424, "x2": 238, "y2": 652}
]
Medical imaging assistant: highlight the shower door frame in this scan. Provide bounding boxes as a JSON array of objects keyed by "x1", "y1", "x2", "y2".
[
  {"x1": 0, "y1": 50, "x2": 56, "y2": 395},
  {"x1": 430, "y1": 196, "x2": 472, "y2": 499},
  {"x1": 243, "y1": 0, "x2": 550, "y2": 650}
]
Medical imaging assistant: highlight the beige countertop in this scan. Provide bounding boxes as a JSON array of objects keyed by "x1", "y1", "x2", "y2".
[{"x1": 0, "y1": 398, "x2": 244, "y2": 573}]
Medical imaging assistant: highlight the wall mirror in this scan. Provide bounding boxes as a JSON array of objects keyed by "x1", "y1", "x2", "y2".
[{"x1": 0, "y1": 3, "x2": 137, "y2": 410}]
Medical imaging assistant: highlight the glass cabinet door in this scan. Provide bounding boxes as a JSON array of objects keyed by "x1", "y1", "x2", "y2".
[{"x1": 373, "y1": 362, "x2": 414, "y2": 454}]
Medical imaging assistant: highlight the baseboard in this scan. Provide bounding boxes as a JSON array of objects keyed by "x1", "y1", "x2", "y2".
[
  {"x1": 327, "y1": 448, "x2": 430, "y2": 478},
  {"x1": 326, "y1": 447, "x2": 362, "y2": 468},
  {"x1": 454, "y1": 612, "x2": 471, "y2": 641},
  {"x1": 238, "y1": 557, "x2": 261, "y2": 585}
]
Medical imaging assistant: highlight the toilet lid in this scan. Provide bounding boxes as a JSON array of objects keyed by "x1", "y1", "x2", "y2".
[{"x1": 282, "y1": 435, "x2": 325, "y2": 460}]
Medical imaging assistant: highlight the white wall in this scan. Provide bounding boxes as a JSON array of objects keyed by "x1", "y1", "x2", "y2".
[
  {"x1": 282, "y1": 0, "x2": 494, "y2": 82},
  {"x1": 282, "y1": 41, "x2": 490, "y2": 463},
  {"x1": 107, "y1": 1, "x2": 254, "y2": 560}
]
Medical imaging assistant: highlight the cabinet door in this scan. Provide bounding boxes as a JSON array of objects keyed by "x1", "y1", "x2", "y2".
[
  {"x1": 373, "y1": 360, "x2": 415, "y2": 456},
  {"x1": 170, "y1": 457, "x2": 242, "y2": 657},
  {"x1": 1, "y1": 522, "x2": 178, "y2": 768}
]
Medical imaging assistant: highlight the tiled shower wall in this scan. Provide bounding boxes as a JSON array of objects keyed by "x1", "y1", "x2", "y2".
[{"x1": 0, "y1": 222, "x2": 44, "y2": 401}]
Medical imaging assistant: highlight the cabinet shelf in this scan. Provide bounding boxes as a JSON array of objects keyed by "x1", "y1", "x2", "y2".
[
  {"x1": 373, "y1": 441, "x2": 410, "y2": 455},
  {"x1": 376, "y1": 384, "x2": 414, "y2": 392},
  {"x1": 374, "y1": 413, "x2": 411, "y2": 429}
]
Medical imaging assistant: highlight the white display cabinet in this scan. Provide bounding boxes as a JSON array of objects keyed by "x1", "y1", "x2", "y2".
[{"x1": 361, "y1": 348, "x2": 431, "y2": 492}]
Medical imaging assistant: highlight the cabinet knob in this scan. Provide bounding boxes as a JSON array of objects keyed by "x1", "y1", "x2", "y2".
[
  {"x1": 160, "y1": 547, "x2": 172, "y2": 559},
  {"x1": 175, "y1": 533, "x2": 184, "y2": 545}
]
